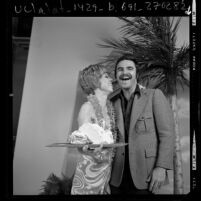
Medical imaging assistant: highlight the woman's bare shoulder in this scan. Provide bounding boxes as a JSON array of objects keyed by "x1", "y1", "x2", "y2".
[
  {"x1": 78, "y1": 101, "x2": 95, "y2": 126},
  {"x1": 79, "y1": 101, "x2": 93, "y2": 114}
]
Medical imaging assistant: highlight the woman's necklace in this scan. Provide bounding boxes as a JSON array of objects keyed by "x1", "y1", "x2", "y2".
[{"x1": 87, "y1": 94, "x2": 117, "y2": 142}]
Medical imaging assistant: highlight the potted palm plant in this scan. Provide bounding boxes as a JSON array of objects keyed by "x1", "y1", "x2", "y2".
[{"x1": 39, "y1": 173, "x2": 73, "y2": 195}]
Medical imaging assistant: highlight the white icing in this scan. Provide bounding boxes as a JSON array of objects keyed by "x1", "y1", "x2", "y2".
[{"x1": 69, "y1": 123, "x2": 114, "y2": 144}]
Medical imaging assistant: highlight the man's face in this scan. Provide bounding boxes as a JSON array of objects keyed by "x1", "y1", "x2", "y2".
[{"x1": 116, "y1": 60, "x2": 137, "y2": 90}]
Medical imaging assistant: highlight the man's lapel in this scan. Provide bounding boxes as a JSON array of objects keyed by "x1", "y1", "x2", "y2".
[
  {"x1": 114, "y1": 99, "x2": 125, "y2": 141},
  {"x1": 129, "y1": 88, "x2": 149, "y2": 136}
]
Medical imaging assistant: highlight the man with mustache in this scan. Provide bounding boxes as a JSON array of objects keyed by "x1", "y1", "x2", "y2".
[{"x1": 109, "y1": 55, "x2": 175, "y2": 194}]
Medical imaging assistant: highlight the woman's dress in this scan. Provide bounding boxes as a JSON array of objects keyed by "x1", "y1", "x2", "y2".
[{"x1": 68, "y1": 97, "x2": 117, "y2": 195}]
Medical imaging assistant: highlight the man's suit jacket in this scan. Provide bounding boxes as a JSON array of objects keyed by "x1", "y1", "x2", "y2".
[{"x1": 109, "y1": 86, "x2": 175, "y2": 189}]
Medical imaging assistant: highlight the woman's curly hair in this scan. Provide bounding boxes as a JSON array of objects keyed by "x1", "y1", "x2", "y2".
[{"x1": 79, "y1": 64, "x2": 106, "y2": 95}]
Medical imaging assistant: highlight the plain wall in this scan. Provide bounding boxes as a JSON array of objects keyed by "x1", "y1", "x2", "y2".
[{"x1": 13, "y1": 17, "x2": 122, "y2": 195}]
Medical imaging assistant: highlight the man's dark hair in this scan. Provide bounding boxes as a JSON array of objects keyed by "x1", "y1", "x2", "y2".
[{"x1": 114, "y1": 55, "x2": 138, "y2": 78}]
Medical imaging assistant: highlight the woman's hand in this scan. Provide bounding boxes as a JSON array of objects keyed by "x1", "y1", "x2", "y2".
[
  {"x1": 77, "y1": 144, "x2": 102, "y2": 155},
  {"x1": 93, "y1": 144, "x2": 113, "y2": 163},
  {"x1": 94, "y1": 143, "x2": 104, "y2": 153},
  {"x1": 78, "y1": 143, "x2": 112, "y2": 163}
]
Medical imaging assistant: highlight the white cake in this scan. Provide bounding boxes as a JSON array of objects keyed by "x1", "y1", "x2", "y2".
[{"x1": 68, "y1": 123, "x2": 114, "y2": 144}]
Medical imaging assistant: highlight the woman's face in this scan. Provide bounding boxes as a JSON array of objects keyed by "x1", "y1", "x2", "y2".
[{"x1": 99, "y1": 72, "x2": 113, "y2": 93}]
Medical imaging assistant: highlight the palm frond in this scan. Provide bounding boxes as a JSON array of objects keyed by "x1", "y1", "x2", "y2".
[
  {"x1": 97, "y1": 37, "x2": 130, "y2": 51},
  {"x1": 172, "y1": 17, "x2": 182, "y2": 35},
  {"x1": 176, "y1": 69, "x2": 189, "y2": 89},
  {"x1": 39, "y1": 173, "x2": 72, "y2": 195},
  {"x1": 98, "y1": 17, "x2": 189, "y2": 95},
  {"x1": 174, "y1": 45, "x2": 190, "y2": 70}
]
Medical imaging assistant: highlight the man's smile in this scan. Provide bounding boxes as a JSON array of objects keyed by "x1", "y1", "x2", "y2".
[{"x1": 119, "y1": 74, "x2": 132, "y2": 81}]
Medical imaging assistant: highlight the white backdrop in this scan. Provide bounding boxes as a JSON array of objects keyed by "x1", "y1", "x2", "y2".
[
  {"x1": 13, "y1": 17, "x2": 189, "y2": 195},
  {"x1": 13, "y1": 17, "x2": 122, "y2": 195}
]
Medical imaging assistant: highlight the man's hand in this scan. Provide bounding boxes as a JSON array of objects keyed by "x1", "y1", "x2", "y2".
[{"x1": 146, "y1": 167, "x2": 166, "y2": 194}]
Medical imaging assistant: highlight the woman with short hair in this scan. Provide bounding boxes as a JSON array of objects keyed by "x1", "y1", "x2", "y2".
[{"x1": 68, "y1": 64, "x2": 117, "y2": 194}]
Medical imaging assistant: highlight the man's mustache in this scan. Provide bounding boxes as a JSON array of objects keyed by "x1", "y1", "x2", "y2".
[{"x1": 119, "y1": 74, "x2": 132, "y2": 80}]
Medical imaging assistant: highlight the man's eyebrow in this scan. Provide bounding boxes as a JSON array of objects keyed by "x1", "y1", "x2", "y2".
[{"x1": 117, "y1": 66, "x2": 134, "y2": 69}]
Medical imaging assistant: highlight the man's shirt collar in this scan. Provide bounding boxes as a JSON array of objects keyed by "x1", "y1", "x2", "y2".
[{"x1": 120, "y1": 84, "x2": 141, "y2": 100}]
